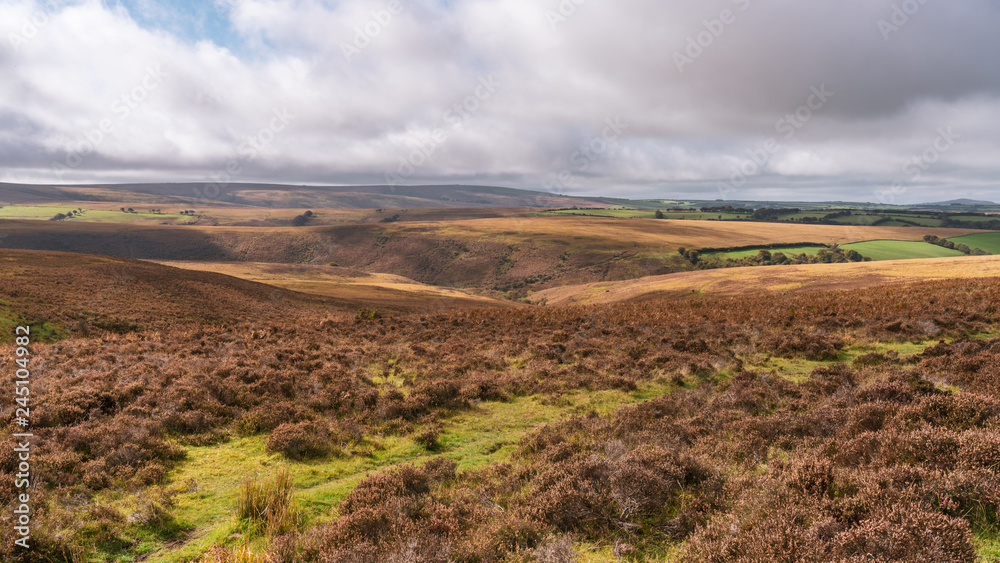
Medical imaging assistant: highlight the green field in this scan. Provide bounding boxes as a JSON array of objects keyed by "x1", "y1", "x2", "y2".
[
  {"x1": 0, "y1": 205, "x2": 186, "y2": 223},
  {"x1": 947, "y1": 232, "x2": 1000, "y2": 254},
  {"x1": 705, "y1": 245, "x2": 827, "y2": 260},
  {"x1": 840, "y1": 240, "x2": 966, "y2": 261},
  {"x1": 948, "y1": 214, "x2": 1000, "y2": 223}
]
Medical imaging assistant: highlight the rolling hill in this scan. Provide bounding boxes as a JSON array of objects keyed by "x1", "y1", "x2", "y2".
[
  {"x1": 0, "y1": 217, "x2": 986, "y2": 297},
  {"x1": 0, "y1": 182, "x2": 613, "y2": 209},
  {"x1": 532, "y1": 254, "x2": 1000, "y2": 305},
  {"x1": 0, "y1": 249, "x2": 507, "y2": 341}
]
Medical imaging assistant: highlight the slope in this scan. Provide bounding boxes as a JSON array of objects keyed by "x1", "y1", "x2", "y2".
[{"x1": 532, "y1": 254, "x2": 1000, "y2": 305}]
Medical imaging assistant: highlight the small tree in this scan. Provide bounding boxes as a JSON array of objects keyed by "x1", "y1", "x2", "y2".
[
  {"x1": 654, "y1": 210, "x2": 664, "y2": 219},
  {"x1": 845, "y1": 249, "x2": 864, "y2": 262}
]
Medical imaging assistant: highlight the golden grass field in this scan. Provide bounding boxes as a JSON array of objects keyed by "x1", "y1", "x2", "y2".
[
  {"x1": 368, "y1": 216, "x2": 983, "y2": 250},
  {"x1": 532, "y1": 254, "x2": 1000, "y2": 305},
  {"x1": 152, "y1": 260, "x2": 512, "y2": 310}
]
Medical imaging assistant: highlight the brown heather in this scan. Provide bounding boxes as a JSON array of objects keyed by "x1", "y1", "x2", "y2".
[{"x1": 3, "y1": 256, "x2": 1000, "y2": 560}]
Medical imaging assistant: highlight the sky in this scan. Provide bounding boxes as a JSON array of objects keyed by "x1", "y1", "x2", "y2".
[{"x1": 1, "y1": 0, "x2": 999, "y2": 203}]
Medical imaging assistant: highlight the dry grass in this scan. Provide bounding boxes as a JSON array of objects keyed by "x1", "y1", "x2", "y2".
[
  {"x1": 534, "y1": 254, "x2": 1000, "y2": 305},
  {"x1": 236, "y1": 469, "x2": 300, "y2": 537},
  {"x1": 152, "y1": 260, "x2": 511, "y2": 310},
  {"x1": 384, "y1": 215, "x2": 983, "y2": 250},
  {"x1": 0, "y1": 216, "x2": 985, "y2": 296}
]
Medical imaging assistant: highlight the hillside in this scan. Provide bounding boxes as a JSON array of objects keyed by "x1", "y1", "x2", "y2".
[
  {"x1": 0, "y1": 250, "x2": 502, "y2": 341},
  {"x1": 0, "y1": 218, "x2": 983, "y2": 299},
  {"x1": 151, "y1": 260, "x2": 513, "y2": 310},
  {"x1": 532, "y1": 254, "x2": 1000, "y2": 305},
  {"x1": 0, "y1": 183, "x2": 613, "y2": 209},
  {"x1": 6, "y1": 270, "x2": 1000, "y2": 561}
]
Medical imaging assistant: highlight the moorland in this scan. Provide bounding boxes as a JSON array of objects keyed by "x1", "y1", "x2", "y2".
[{"x1": 2, "y1": 183, "x2": 1000, "y2": 562}]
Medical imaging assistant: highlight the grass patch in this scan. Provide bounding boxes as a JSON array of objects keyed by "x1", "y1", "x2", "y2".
[
  {"x1": 975, "y1": 530, "x2": 1000, "y2": 562},
  {"x1": 840, "y1": 240, "x2": 966, "y2": 261},
  {"x1": 948, "y1": 232, "x2": 1000, "y2": 254},
  {"x1": 0, "y1": 205, "x2": 186, "y2": 224},
  {"x1": 704, "y1": 245, "x2": 827, "y2": 260},
  {"x1": 236, "y1": 468, "x2": 300, "y2": 537},
  {"x1": 750, "y1": 336, "x2": 956, "y2": 382},
  {"x1": 0, "y1": 302, "x2": 67, "y2": 343},
  {"x1": 144, "y1": 381, "x2": 676, "y2": 562}
]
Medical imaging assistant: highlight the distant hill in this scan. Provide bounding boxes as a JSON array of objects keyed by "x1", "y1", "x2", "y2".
[
  {"x1": 0, "y1": 182, "x2": 614, "y2": 209},
  {"x1": 921, "y1": 198, "x2": 998, "y2": 206}
]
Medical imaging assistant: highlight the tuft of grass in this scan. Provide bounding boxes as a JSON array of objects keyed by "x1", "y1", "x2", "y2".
[
  {"x1": 196, "y1": 544, "x2": 271, "y2": 563},
  {"x1": 236, "y1": 468, "x2": 300, "y2": 537}
]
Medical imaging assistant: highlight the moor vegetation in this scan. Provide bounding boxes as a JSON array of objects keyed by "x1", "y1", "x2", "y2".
[{"x1": 3, "y1": 255, "x2": 1000, "y2": 561}]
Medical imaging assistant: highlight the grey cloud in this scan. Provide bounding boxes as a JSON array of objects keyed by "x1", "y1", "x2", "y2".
[{"x1": 0, "y1": 0, "x2": 998, "y2": 203}]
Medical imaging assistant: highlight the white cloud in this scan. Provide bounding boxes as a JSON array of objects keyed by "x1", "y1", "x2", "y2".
[{"x1": 1, "y1": 0, "x2": 999, "y2": 202}]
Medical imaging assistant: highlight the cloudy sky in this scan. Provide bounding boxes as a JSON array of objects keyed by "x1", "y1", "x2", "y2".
[{"x1": 1, "y1": 0, "x2": 999, "y2": 202}]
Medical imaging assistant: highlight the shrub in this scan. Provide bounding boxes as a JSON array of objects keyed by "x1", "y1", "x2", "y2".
[{"x1": 266, "y1": 421, "x2": 333, "y2": 460}]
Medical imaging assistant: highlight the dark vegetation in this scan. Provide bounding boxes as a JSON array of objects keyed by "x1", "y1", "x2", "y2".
[
  {"x1": 680, "y1": 245, "x2": 870, "y2": 269},
  {"x1": 925, "y1": 234, "x2": 990, "y2": 256},
  {"x1": 3, "y1": 254, "x2": 1000, "y2": 560}
]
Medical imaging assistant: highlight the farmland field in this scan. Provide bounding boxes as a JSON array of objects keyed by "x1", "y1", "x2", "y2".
[
  {"x1": 0, "y1": 204, "x2": 189, "y2": 224},
  {"x1": 948, "y1": 232, "x2": 1000, "y2": 254},
  {"x1": 702, "y1": 244, "x2": 827, "y2": 260},
  {"x1": 839, "y1": 239, "x2": 967, "y2": 261}
]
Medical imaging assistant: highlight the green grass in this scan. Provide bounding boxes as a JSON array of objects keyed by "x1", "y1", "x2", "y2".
[
  {"x1": 0, "y1": 301, "x2": 67, "y2": 343},
  {"x1": 948, "y1": 215, "x2": 1000, "y2": 224},
  {"x1": 0, "y1": 205, "x2": 75, "y2": 220},
  {"x1": 704, "y1": 245, "x2": 827, "y2": 260},
  {"x1": 885, "y1": 214, "x2": 944, "y2": 227},
  {"x1": 839, "y1": 240, "x2": 966, "y2": 261},
  {"x1": 753, "y1": 337, "x2": 948, "y2": 383},
  {"x1": 948, "y1": 232, "x2": 1000, "y2": 254},
  {"x1": 139, "y1": 381, "x2": 677, "y2": 562},
  {"x1": 0, "y1": 205, "x2": 186, "y2": 223},
  {"x1": 975, "y1": 530, "x2": 1000, "y2": 562}
]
